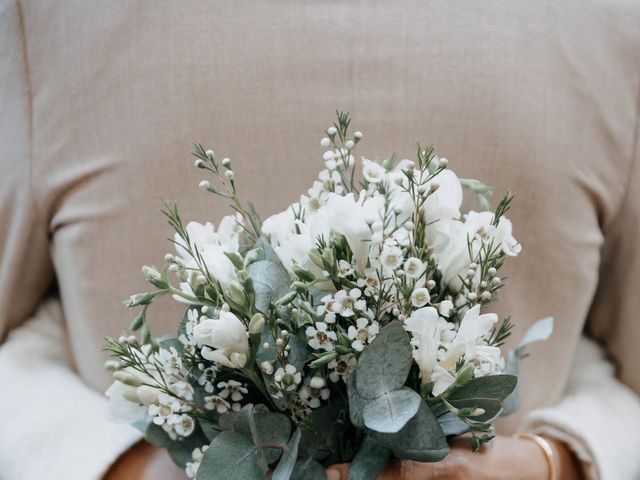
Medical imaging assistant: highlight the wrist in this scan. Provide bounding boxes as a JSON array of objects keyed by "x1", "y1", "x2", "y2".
[{"x1": 541, "y1": 435, "x2": 586, "y2": 480}]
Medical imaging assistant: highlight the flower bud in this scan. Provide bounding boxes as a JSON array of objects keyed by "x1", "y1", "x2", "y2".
[
  {"x1": 292, "y1": 264, "x2": 316, "y2": 282},
  {"x1": 222, "y1": 157, "x2": 231, "y2": 168},
  {"x1": 113, "y1": 370, "x2": 143, "y2": 387},
  {"x1": 345, "y1": 140, "x2": 354, "y2": 149},
  {"x1": 199, "y1": 180, "x2": 211, "y2": 191},
  {"x1": 125, "y1": 292, "x2": 156, "y2": 307},
  {"x1": 205, "y1": 149, "x2": 214, "y2": 159},
  {"x1": 248, "y1": 313, "x2": 265, "y2": 335},
  {"x1": 327, "y1": 126, "x2": 338, "y2": 136},
  {"x1": 354, "y1": 131, "x2": 363, "y2": 139},
  {"x1": 227, "y1": 280, "x2": 246, "y2": 306},
  {"x1": 320, "y1": 137, "x2": 331, "y2": 147},
  {"x1": 136, "y1": 385, "x2": 159, "y2": 405},
  {"x1": 142, "y1": 265, "x2": 167, "y2": 289}
]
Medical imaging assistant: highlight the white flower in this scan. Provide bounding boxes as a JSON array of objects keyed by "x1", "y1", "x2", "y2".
[
  {"x1": 380, "y1": 245, "x2": 404, "y2": 270},
  {"x1": 333, "y1": 289, "x2": 366, "y2": 317},
  {"x1": 422, "y1": 169, "x2": 463, "y2": 222},
  {"x1": 193, "y1": 311, "x2": 249, "y2": 369},
  {"x1": 148, "y1": 394, "x2": 183, "y2": 426},
  {"x1": 173, "y1": 218, "x2": 242, "y2": 290},
  {"x1": 410, "y1": 287, "x2": 431, "y2": 308},
  {"x1": 431, "y1": 366, "x2": 457, "y2": 396},
  {"x1": 157, "y1": 347, "x2": 182, "y2": 376},
  {"x1": 272, "y1": 364, "x2": 302, "y2": 397},
  {"x1": 260, "y1": 361, "x2": 274, "y2": 375},
  {"x1": 317, "y1": 192, "x2": 385, "y2": 269},
  {"x1": 438, "y1": 305, "x2": 498, "y2": 371},
  {"x1": 305, "y1": 322, "x2": 337, "y2": 351},
  {"x1": 337, "y1": 259, "x2": 354, "y2": 278},
  {"x1": 317, "y1": 294, "x2": 342, "y2": 323},
  {"x1": 347, "y1": 318, "x2": 380, "y2": 351},
  {"x1": 328, "y1": 354, "x2": 357, "y2": 383},
  {"x1": 174, "y1": 414, "x2": 196, "y2": 437},
  {"x1": 217, "y1": 380, "x2": 248, "y2": 411},
  {"x1": 403, "y1": 257, "x2": 425, "y2": 280},
  {"x1": 186, "y1": 446, "x2": 209, "y2": 479},
  {"x1": 437, "y1": 300, "x2": 454, "y2": 317},
  {"x1": 298, "y1": 377, "x2": 330, "y2": 409},
  {"x1": 362, "y1": 158, "x2": 386, "y2": 184},
  {"x1": 404, "y1": 307, "x2": 441, "y2": 382},
  {"x1": 198, "y1": 366, "x2": 218, "y2": 393},
  {"x1": 204, "y1": 395, "x2": 231, "y2": 413}
]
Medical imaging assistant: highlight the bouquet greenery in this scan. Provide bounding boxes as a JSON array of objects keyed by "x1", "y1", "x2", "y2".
[{"x1": 105, "y1": 112, "x2": 552, "y2": 479}]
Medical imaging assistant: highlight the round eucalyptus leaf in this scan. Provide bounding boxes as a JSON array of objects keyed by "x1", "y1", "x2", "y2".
[
  {"x1": 362, "y1": 387, "x2": 421, "y2": 433},
  {"x1": 355, "y1": 322, "x2": 412, "y2": 399}
]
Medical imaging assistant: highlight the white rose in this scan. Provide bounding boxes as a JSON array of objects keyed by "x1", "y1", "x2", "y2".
[{"x1": 193, "y1": 311, "x2": 249, "y2": 369}]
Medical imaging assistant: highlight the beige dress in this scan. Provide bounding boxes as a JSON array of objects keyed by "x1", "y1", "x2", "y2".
[{"x1": 1, "y1": 1, "x2": 639, "y2": 478}]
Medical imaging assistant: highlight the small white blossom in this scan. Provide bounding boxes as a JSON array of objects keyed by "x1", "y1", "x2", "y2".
[
  {"x1": 186, "y1": 446, "x2": 209, "y2": 479},
  {"x1": 403, "y1": 257, "x2": 425, "y2": 280},
  {"x1": 272, "y1": 364, "x2": 302, "y2": 398},
  {"x1": 305, "y1": 322, "x2": 337, "y2": 351},
  {"x1": 198, "y1": 366, "x2": 218, "y2": 393},
  {"x1": 347, "y1": 318, "x2": 380, "y2": 351},
  {"x1": 217, "y1": 380, "x2": 248, "y2": 411},
  {"x1": 157, "y1": 347, "x2": 182, "y2": 376},
  {"x1": 410, "y1": 287, "x2": 431, "y2": 308},
  {"x1": 204, "y1": 395, "x2": 231, "y2": 413},
  {"x1": 337, "y1": 259, "x2": 355, "y2": 278},
  {"x1": 362, "y1": 158, "x2": 386, "y2": 184},
  {"x1": 333, "y1": 289, "x2": 366, "y2": 317},
  {"x1": 380, "y1": 245, "x2": 404, "y2": 270},
  {"x1": 260, "y1": 361, "x2": 274, "y2": 375},
  {"x1": 298, "y1": 377, "x2": 330, "y2": 409},
  {"x1": 328, "y1": 354, "x2": 357, "y2": 383},
  {"x1": 174, "y1": 414, "x2": 196, "y2": 437},
  {"x1": 148, "y1": 394, "x2": 183, "y2": 426}
]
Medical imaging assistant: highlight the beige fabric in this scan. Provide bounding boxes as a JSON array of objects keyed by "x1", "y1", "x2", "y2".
[{"x1": 1, "y1": 0, "x2": 639, "y2": 478}]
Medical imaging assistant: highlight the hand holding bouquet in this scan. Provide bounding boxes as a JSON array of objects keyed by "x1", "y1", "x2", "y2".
[{"x1": 106, "y1": 112, "x2": 552, "y2": 480}]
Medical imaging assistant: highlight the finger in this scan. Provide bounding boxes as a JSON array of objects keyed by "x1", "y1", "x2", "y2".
[{"x1": 326, "y1": 463, "x2": 349, "y2": 480}]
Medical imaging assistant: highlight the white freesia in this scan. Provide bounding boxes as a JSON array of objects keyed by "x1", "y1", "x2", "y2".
[
  {"x1": 173, "y1": 217, "x2": 242, "y2": 294},
  {"x1": 193, "y1": 311, "x2": 249, "y2": 369},
  {"x1": 438, "y1": 305, "x2": 498, "y2": 371},
  {"x1": 318, "y1": 191, "x2": 385, "y2": 269},
  {"x1": 105, "y1": 379, "x2": 148, "y2": 424},
  {"x1": 362, "y1": 158, "x2": 386, "y2": 184},
  {"x1": 404, "y1": 307, "x2": 441, "y2": 382}
]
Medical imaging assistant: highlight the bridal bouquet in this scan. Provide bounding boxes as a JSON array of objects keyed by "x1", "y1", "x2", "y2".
[{"x1": 106, "y1": 112, "x2": 552, "y2": 480}]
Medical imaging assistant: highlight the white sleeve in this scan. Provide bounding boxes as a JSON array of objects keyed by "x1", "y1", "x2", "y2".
[
  {"x1": 520, "y1": 336, "x2": 640, "y2": 480},
  {"x1": 0, "y1": 299, "x2": 143, "y2": 480}
]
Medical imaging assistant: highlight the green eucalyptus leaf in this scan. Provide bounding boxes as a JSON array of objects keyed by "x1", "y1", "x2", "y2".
[
  {"x1": 346, "y1": 371, "x2": 367, "y2": 428},
  {"x1": 448, "y1": 374, "x2": 517, "y2": 403},
  {"x1": 362, "y1": 387, "x2": 421, "y2": 433},
  {"x1": 198, "y1": 417, "x2": 221, "y2": 441},
  {"x1": 372, "y1": 401, "x2": 448, "y2": 463},
  {"x1": 348, "y1": 436, "x2": 390, "y2": 480},
  {"x1": 436, "y1": 412, "x2": 470, "y2": 437},
  {"x1": 448, "y1": 398, "x2": 502, "y2": 422},
  {"x1": 290, "y1": 457, "x2": 327, "y2": 480},
  {"x1": 271, "y1": 429, "x2": 302, "y2": 480},
  {"x1": 299, "y1": 406, "x2": 342, "y2": 460},
  {"x1": 254, "y1": 237, "x2": 281, "y2": 263},
  {"x1": 355, "y1": 322, "x2": 412, "y2": 399},
  {"x1": 196, "y1": 431, "x2": 263, "y2": 480},
  {"x1": 247, "y1": 260, "x2": 291, "y2": 313}
]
